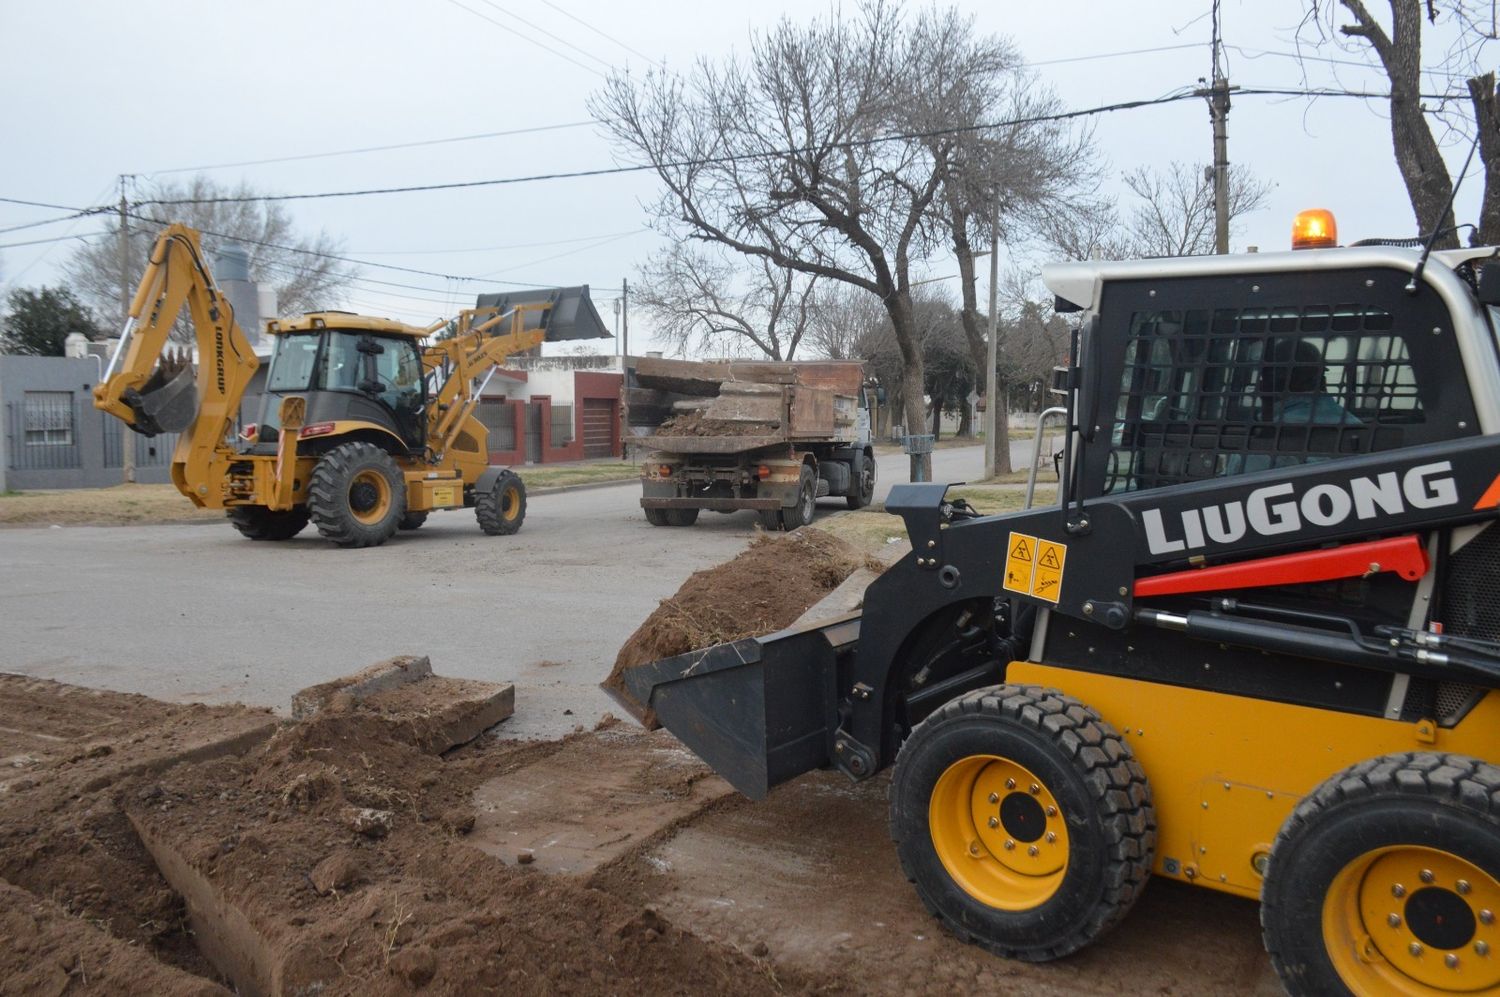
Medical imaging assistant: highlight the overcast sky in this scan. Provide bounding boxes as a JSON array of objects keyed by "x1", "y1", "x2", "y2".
[{"x1": 1, "y1": 0, "x2": 1492, "y2": 354}]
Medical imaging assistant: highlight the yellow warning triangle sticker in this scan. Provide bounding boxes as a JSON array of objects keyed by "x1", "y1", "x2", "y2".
[
  {"x1": 1010, "y1": 538, "x2": 1032, "y2": 561},
  {"x1": 1039, "y1": 547, "x2": 1061, "y2": 569}
]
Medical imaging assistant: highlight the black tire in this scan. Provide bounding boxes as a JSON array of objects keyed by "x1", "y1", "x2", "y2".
[
  {"x1": 757, "y1": 508, "x2": 783, "y2": 531},
  {"x1": 846, "y1": 453, "x2": 876, "y2": 510},
  {"x1": 306, "y1": 442, "x2": 406, "y2": 548},
  {"x1": 780, "y1": 465, "x2": 817, "y2": 530},
  {"x1": 1262, "y1": 752, "x2": 1500, "y2": 997},
  {"x1": 665, "y1": 508, "x2": 699, "y2": 527},
  {"x1": 398, "y1": 511, "x2": 429, "y2": 531},
  {"x1": 475, "y1": 469, "x2": 526, "y2": 536},
  {"x1": 889, "y1": 685, "x2": 1154, "y2": 962},
  {"x1": 226, "y1": 505, "x2": 310, "y2": 541},
  {"x1": 644, "y1": 506, "x2": 672, "y2": 527}
]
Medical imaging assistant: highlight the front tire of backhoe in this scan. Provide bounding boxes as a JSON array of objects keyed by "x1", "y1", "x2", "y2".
[
  {"x1": 475, "y1": 469, "x2": 526, "y2": 536},
  {"x1": 307, "y1": 442, "x2": 406, "y2": 548},
  {"x1": 890, "y1": 685, "x2": 1155, "y2": 962},
  {"x1": 227, "y1": 505, "x2": 310, "y2": 541}
]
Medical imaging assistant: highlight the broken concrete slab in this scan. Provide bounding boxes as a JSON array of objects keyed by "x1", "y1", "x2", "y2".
[
  {"x1": 357, "y1": 676, "x2": 515, "y2": 755},
  {"x1": 467, "y1": 725, "x2": 731, "y2": 875},
  {"x1": 0, "y1": 879, "x2": 228, "y2": 997},
  {"x1": 290, "y1": 654, "x2": 431, "y2": 719},
  {"x1": 78, "y1": 712, "x2": 282, "y2": 793}
]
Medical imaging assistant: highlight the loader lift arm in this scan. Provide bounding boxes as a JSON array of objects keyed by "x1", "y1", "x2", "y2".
[{"x1": 419, "y1": 304, "x2": 548, "y2": 461}]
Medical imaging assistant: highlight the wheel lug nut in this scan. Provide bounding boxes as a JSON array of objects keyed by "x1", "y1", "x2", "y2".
[
  {"x1": 1388, "y1": 914, "x2": 1401, "y2": 928},
  {"x1": 1045, "y1": 805, "x2": 1057, "y2": 817},
  {"x1": 968, "y1": 840, "x2": 980, "y2": 856},
  {"x1": 1046, "y1": 832, "x2": 1057, "y2": 843},
  {"x1": 1027, "y1": 845, "x2": 1039, "y2": 857},
  {"x1": 987, "y1": 817, "x2": 999, "y2": 828},
  {"x1": 1410, "y1": 942, "x2": 1424, "y2": 957},
  {"x1": 988, "y1": 792, "x2": 999, "y2": 804},
  {"x1": 1446, "y1": 953, "x2": 1460, "y2": 969},
  {"x1": 1029, "y1": 783, "x2": 1040, "y2": 795},
  {"x1": 1392, "y1": 884, "x2": 1407, "y2": 898},
  {"x1": 1420, "y1": 869, "x2": 1435, "y2": 884},
  {"x1": 1458, "y1": 880, "x2": 1472, "y2": 895},
  {"x1": 1005, "y1": 778, "x2": 1015, "y2": 790},
  {"x1": 1477, "y1": 941, "x2": 1490, "y2": 957},
  {"x1": 1483, "y1": 910, "x2": 1495, "y2": 926},
  {"x1": 1003, "y1": 839, "x2": 1015, "y2": 851}
]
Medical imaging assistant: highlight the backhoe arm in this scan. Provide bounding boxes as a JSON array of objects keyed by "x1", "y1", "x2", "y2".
[
  {"x1": 422, "y1": 304, "x2": 548, "y2": 457},
  {"x1": 93, "y1": 223, "x2": 259, "y2": 447}
]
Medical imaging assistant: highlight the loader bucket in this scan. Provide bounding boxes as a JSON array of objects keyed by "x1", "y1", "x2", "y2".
[
  {"x1": 125, "y1": 360, "x2": 197, "y2": 436},
  {"x1": 605, "y1": 612, "x2": 861, "y2": 800},
  {"x1": 474, "y1": 286, "x2": 610, "y2": 342}
]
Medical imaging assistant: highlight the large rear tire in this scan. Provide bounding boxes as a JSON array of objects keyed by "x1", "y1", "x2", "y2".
[
  {"x1": 778, "y1": 466, "x2": 817, "y2": 530},
  {"x1": 665, "y1": 508, "x2": 699, "y2": 527},
  {"x1": 1262, "y1": 752, "x2": 1500, "y2": 997},
  {"x1": 846, "y1": 453, "x2": 876, "y2": 510},
  {"x1": 475, "y1": 469, "x2": 526, "y2": 535},
  {"x1": 226, "y1": 505, "x2": 310, "y2": 541},
  {"x1": 307, "y1": 442, "x2": 406, "y2": 549},
  {"x1": 644, "y1": 507, "x2": 672, "y2": 527},
  {"x1": 890, "y1": 685, "x2": 1154, "y2": 962}
]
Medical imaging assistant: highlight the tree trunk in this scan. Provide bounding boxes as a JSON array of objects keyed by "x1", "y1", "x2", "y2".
[
  {"x1": 885, "y1": 290, "x2": 932, "y2": 481},
  {"x1": 930, "y1": 398, "x2": 942, "y2": 439},
  {"x1": 951, "y1": 217, "x2": 1001, "y2": 473},
  {"x1": 1470, "y1": 72, "x2": 1500, "y2": 245},
  {"x1": 957, "y1": 399, "x2": 973, "y2": 437}
]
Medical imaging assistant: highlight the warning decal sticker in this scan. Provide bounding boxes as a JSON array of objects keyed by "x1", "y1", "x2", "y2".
[
  {"x1": 1031, "y1": 538, "x2": 1067, "y2": 604},
  {"x1": 1003, "y1": 532, "x2": 1037, "y2": 595}
]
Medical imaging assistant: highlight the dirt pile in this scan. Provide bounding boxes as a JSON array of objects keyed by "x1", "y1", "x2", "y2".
[
  {"x1": 604, "y1": 528, "x2": 877, "y2": 723},
  {"x1": 653, "y1": 410, "x2": 779, "y2": 437}
]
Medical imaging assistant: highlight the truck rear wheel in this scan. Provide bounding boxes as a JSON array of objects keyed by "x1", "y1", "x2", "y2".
[
  {"x1": 890, "y1": 685, "x2": 1154, "y2": 962},
  {"x1": 665, "y1": 508, "x2": 699, "y2": 527},
  {"x1": 227, "y1": 505, "x2": 310, "y2": 541},
  {"x1": 779, "y1": 466, "x2": 817, "y2": 530},
  {"x1": 307, "y1": 442, "x2": 407, "y2": 548},
  {"x1": 475, "y1": 469, "x2": 526, "y2": 535},
  {"x1": 644, "y1": 507, "x2": 671, "y2": 527},
  {"x1": 1262, "y1": 752, "x2": 1500, "y2": 997}
]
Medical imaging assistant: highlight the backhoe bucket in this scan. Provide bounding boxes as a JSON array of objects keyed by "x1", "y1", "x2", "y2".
[
  {"x1": 604, "y1": 612, "x2": 861, "y2": 800},
  {"x1": 474, "y1": 286, "x2": 610, "y2": 342},
  {"x1": 126, "y1": 361, "x2": 197, "y2": 436}
]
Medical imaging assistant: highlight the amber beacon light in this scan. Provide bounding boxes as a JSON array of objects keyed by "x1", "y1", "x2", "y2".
[{"x1": 1291, "y1": 209, "x2": 1338, "y2": 250}]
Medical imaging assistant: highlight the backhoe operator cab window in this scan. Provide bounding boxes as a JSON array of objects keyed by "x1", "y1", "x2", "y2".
[
  {"x1": 266, "y1": 331, "x2": 424, "y2": 407},
  {"x1": 1092, "y1": 270, "x2": 1479, "y2": 495}
]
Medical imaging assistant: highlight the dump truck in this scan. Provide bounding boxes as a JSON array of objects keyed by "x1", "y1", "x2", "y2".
[
  {"x1": 611, "y1": 211, "x2": 1500, "y2": 996},
  {"x1": 94, "y1": 223, "x2": 608, "y2": 547},
  {"x1": 626, "y1": 357, "x2": 874, "y2": 528}
]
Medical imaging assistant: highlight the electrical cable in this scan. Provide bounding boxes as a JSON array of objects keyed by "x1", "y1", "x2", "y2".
[
  {"x1": 442, "y1": 0, "x2": 606, "y2": 78},
  {"x1": 535, "y1": 0, "x2": 663, "y2": 67}
]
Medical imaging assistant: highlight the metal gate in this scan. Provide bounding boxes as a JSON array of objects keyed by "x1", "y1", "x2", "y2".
[
  {"x1": 581, "y1": 398, "x2": 615, "y2": 458},
  {"x1": 525, "y1": 402, "x2": 544, "y2": 463}
]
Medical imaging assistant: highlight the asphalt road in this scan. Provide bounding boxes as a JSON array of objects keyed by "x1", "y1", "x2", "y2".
[{"x1": 0, "y1": 443, "x2": 1019, "y2": 739}]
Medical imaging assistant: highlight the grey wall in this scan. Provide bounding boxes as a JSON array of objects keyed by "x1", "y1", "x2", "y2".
[{"x1": 0, "y1": 355, "x2": 176, "y2": 490}]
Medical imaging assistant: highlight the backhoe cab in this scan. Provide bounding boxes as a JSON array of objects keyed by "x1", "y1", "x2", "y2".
[
  {"x1": 613, "y1": 219, "x2": 1500, "y2": 995},
  {"x1": 94, "y1": 223, "x2": 609, "y2": 547}
]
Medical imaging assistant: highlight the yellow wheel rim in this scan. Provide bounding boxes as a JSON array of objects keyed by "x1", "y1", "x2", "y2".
[
  {"x1": 929, "y1": 755, "x2": 1070, "y2": 911},
  {"x1": 501, "y1": 485, "x2": 520, "y2": 522},
  {"x1": 1323, "y1": 845, "x2": 1500, "y2": 994},
  {"x1": 348, "y1": 469, "x2": 392, "y2": 525}
]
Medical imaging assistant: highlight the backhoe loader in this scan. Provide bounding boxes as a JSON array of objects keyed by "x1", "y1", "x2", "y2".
[
  {"x1": 612, "y1": 211, "x2": 1500, "y2": 995},
  {"x1": 94, "y1": 223, "x2": 607, "y2": 547}
]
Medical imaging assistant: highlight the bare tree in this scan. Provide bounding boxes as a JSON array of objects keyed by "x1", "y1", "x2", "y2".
[
  {"x1": 635, "y1": 244, "x2": 817, "y2": 360},
  {"x1": 1298, "y1": 2, "x2": 1498, "y2": 245},
  {"x1": 591, "y1": 2, "x2": 1023, "y2": 478},
  {"x1": 1121, "y1": 162, "x2": 1272, "y2": 258},
  {"x1": 65, "y1": 176, "x2": 359, "y2": 339},
  {"x1": 1041, "y1": 198, "x2": 1132, "y2": 263}
]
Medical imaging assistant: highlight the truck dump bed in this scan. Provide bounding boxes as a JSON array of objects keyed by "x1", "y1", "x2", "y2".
[{"x1": 625, "y1": 357, "x2": 864, "y2": 451}]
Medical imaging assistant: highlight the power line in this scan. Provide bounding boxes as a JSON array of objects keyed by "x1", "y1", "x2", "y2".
[
  {"x1": 471, "y1": 0, "x2": 612, "y2": 68},
  {"x1": 442, "y1": 0, "x2": 606, "y2": 78},
  {"x1": 535, "y1": 0, "x2": 663, "y2": 67},
  {"x1": 350, "y1": 228, "x2": 646, "y2": 256},
  {"x1": 1023, "y1": 42, "x2": 1204, "y2": 68},
  {"x1": 0, "y1": 209, "x2": 100, "y2": 236},
  {"x1": 145, "y1": 121, "x2": 596, "y2": 176},
  {"x1": 0, "y1": 230, "x2": 109, "y2": 251},
  {"x1": 0, "y1": 196, "x2": 94, "y2": 212}
]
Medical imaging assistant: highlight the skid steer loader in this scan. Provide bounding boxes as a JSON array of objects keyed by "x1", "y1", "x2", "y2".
[
  {"x1": 94, "y1": 223, "x2": 608, "y2": 547},
  {"x1": 611, "y1": 212, "x2": 1500, "y2": 995}
]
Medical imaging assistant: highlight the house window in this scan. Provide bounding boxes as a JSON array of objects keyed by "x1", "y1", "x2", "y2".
[{"x1": 24, "y1": 391, "x2": 74, "y2": 446}]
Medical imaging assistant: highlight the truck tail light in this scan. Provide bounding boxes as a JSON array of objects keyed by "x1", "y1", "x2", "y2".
[
  {"x1": 300, "y1": 422, "x2": 336, "y2": 438},
  {"x1": 658, "y1": 464, "x2": 674, "y2": 477},
  {"x1": 757, "y1": 465, "x2": 771, "y2": 480}
]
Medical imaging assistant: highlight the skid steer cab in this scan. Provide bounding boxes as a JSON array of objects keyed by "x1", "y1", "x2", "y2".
[
  {"x1": 93, "y1": 223, "x2": 610, "y2": 548},
  {"x1": 613, "y1": 216, "x2": 1500, "y2": 995}
]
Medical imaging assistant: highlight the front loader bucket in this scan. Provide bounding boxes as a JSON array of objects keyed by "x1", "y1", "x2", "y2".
[
  {"x1": 605, "y1": 612, "x2": 861, "y2": 800},
  {"x1": 474, "y1": 286, "x2": 610, "y2": 342},
  {"x1": 125, "y1": 361, "x2": 197, "y2": 436}
]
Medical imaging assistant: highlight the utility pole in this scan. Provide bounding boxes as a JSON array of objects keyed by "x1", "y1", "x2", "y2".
[
  {"x1": 117, "y1": 175, "x2": 135, "y2": 484},
  {"x1": 621, "y1": 277, "x2": 629, "y2": 361},
  {"x1": 1196, "y1": 4, "x2": 1236, "y2": 255}
]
